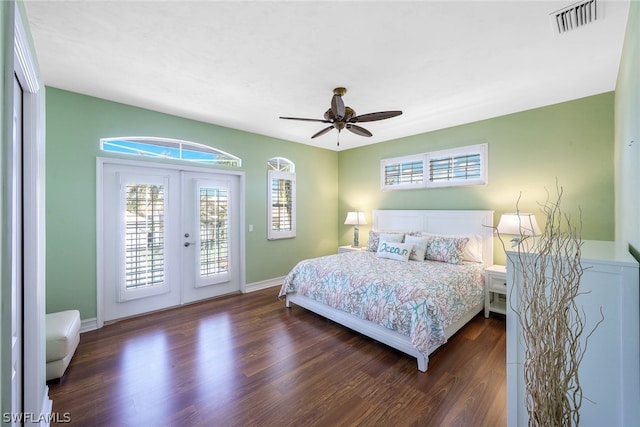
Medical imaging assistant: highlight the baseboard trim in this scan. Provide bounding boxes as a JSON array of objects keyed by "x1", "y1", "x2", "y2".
[
  {"x1": 243, "y1": 276, "x2": 284, "y2": 293},
  {"x1": 84, "y1": 279, "x2": 284, "y2": 331},
  {"x1": 80, "y1": 317, "x2": 98, "y2": 333}
]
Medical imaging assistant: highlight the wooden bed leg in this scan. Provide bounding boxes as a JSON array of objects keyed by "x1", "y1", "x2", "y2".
[{"x1": 285, "y1": 297, "x2": 291, "y2": 308}]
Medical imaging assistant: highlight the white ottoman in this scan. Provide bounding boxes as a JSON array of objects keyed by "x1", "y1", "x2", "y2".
[{"x1": 46, "y1": 310, "x2": 80, "y2": 381}]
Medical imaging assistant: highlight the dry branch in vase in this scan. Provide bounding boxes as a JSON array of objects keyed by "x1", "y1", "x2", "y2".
[{"x1": 501, "y1": 185, "x2": 603, "y2": 427}]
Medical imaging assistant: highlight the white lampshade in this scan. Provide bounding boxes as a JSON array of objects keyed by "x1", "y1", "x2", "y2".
[
  {"x1": 344, "y1": 211, "x2": 367, "y2": 225},
  {"x1": 497, "y1": 213, "x2": 541, "y2": 236}
]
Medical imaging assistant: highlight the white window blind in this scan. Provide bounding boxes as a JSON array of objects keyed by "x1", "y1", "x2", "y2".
[
  {"x1": 425, "y1": 144, "x2": 487, "y2": 188},
  {"x1": 124, "y1": 183, "x2": 166, "y2": 289},
  {"x1": 124, "y1": 184, "x2": 165, "y2": 289},
  {"x1": 199, "y1": 187, "x2": 229, "y2": 277},
  {"x1": 268, "y1": 170, "x2": 296, "y2": 239},
  {"x1": 381, "y1": 143, "x2": 488, "y2": 190},
  {"x1": 380, "y1": 155, "x2": 424, "y2": 190}
]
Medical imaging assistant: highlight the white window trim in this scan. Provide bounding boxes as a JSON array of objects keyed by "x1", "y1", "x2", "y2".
[
  {"x1": 267, "y1": 170, "x2": 296, "y2": 240},
  {"x1": 381, "y1": 143, "x2": 488, "y2": 191}
]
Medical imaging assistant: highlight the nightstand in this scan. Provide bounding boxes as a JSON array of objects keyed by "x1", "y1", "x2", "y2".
[
  {"x1": 485, "y1": 264, "x2": 507, "y2": 317},
  {"x1": 338, "y1": 245, "x2": 366, "y2": 254}
]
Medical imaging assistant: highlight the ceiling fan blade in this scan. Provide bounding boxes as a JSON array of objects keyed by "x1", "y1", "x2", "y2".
[
  {"x1": 346, "y1": 124, "x2": 373, "y2": 137},
  {"x1": 350, "y1": 110, "x2": 403, "y2": 123},
  {"x1": 311, "y1": 126, "x2": 335, "y2": 139},
  {"x1": 331, "y1": 94, "x2": 345, "y2": 119},
  {"x1": 280, "y1": 116, "x2": 332, "y2": 123}
]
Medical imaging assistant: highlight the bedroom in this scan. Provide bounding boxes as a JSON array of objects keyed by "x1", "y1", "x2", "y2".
[{"x1": 2, "y1": 0, "x2": 639, "y2": 425}]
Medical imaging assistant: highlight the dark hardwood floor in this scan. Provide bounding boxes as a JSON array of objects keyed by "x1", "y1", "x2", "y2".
[{"x1": 48, "y1": 287, "x2": 506, "y2": 426}]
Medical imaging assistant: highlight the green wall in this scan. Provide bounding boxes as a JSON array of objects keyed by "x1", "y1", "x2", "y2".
[
  {"x1": 47, "y1": 89, "x2": 617, "y2": 318},
  {"x1": 615, "y1": 0, "x2": 640, "y2": 255},
  {"x1": 338, "y1": 93, "x2": 615, "y2": 264},
  {"x1": 46, "y1": 87, "x2": 338, "y2": 319}
]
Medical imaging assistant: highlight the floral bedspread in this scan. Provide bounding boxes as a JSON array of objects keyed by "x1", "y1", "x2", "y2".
[{"x1": 279, "y1": 251, "x2": 485, "y2": 354}]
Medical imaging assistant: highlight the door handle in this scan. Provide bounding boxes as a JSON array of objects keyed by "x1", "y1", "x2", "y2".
[{"x1": 184, "y1": 242, "x2": 196, "y2": 247}]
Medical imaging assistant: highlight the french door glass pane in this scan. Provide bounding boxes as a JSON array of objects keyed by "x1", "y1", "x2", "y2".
[
  {"x1": 199, "y1": 187, "x2": 228, "y2": 277},
  {"x1": 124, "y1": 184, "x2": 165, "y2": 288}
]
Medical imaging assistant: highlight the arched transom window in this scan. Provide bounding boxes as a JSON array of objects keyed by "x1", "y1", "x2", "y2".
[{"x1": 101, "y1": 136, "x2": 241, "y2": 167}]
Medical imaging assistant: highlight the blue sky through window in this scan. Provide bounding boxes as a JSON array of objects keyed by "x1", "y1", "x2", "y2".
[{"x1": 101, "y1": 137, "x2": 241, "y2": 167}]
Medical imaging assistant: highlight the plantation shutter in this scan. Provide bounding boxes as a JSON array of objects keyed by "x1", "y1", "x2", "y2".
[
  {"x1": 124, "y1": 183, "x2": 166, "y2": 289},
  {"x1": 268, "y1": 170, "x2": 296, "y2": 239},
  {"x1": 429, "y1": 153, "x2": 482, "y2": 183},
  {"x1": 380, "y1": 155, "x2": 424, "y2": 190}
]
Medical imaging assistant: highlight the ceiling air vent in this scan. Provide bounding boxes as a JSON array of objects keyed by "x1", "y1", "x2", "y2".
[{"x1": 551, "y1": 0, "x2": 601, "y2": 35}]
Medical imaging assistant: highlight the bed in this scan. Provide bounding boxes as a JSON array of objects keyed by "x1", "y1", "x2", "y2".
[{"x1": 278, "y1": 210, "x2": 494, "y2": 372}]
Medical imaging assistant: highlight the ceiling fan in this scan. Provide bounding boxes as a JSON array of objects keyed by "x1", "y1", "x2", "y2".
[{"x1": 279, "y1": 87, "x2": 402, "y2": 145}]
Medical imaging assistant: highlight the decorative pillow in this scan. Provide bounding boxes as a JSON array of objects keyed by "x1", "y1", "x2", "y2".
[
  {"x1": 404, "y1": 235, "x2": 429, "y2": 261},
  {"x1": 425, "y1": 236, "x2": 469, "y2": 264},
  {"x1": 376, "y1": 241, "x2": 413, "y2": 262},
  {"x1": 367, "y1": 231, "x2": 404, "y2": 252},
  {"x1": 415, "y1": 232, "x2": 482, "y2": 263}
]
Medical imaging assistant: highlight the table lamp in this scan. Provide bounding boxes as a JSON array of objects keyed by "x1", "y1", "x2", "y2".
[
  {"x1": 344, "y1": 211, "x2": 367, "y2": 247},
  {"x1": 497, "y1": 212, "x2": 541, "y2": 247}
]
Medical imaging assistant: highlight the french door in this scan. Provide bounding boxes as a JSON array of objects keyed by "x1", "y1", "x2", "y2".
[{"x1": 101, "y1": 162, "x2": 241, "y2": 322}]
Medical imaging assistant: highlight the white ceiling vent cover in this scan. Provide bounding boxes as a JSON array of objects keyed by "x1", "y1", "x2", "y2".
[{"x1": 551, "y1": 0, "x2": 601, "y2": 35}]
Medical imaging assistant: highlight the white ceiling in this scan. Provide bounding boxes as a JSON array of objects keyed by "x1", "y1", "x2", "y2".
[{"x1": 23, "y1": 0, "x2": 630, "y2": 151}]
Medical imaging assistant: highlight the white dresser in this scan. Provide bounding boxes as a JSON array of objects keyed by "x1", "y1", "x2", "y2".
[{"x1": 506, "y1": 240, "x2": 639, "y2": 427}]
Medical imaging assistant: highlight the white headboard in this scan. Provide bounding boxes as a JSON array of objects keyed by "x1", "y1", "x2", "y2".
[{"x1": 372, "y1": 209, "x2": 494, "y2": 266}]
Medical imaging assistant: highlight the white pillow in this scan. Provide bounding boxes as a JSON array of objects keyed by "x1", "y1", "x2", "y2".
[
  {"x1": 377, "y1": 241, "x2": 413, "y2": 262},
  {"x1": 366, "y1": 230, "x2": 404, "y2": 252},
  {"x1": 404, "y1": 235, "x2": 429, "y2": 261}
]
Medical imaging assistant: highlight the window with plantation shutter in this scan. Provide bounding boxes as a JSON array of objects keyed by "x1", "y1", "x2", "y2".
[
  {"x1": 124, "y1": 183, "x2": 166, "y2": 289},
  {"x1": 198, "y1": 186, "x2": 229, "y2": 278},
  {"x1": 429, "y1": 154, "x2": 481, "y2": 182},
  {"x1": 381, "y1": 143, "x2": 487, "y2": 190},
  {"x1": 380, "y1": 155, "x2": 424, "y2": 191},
  {"x1": 268, "y1": 158, "x2": 296, "y2": 239},
  {"x1": 425, "y1": 144, "x2": 487, "y2": 188}
]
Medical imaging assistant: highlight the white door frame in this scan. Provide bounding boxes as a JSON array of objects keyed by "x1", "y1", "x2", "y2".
[
  {"x1": 4, "y1": 1, "x2": 50, "y2": 423},
  {"x1": 96, "y1": 157, "x2": 246, "y2": 328}
]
